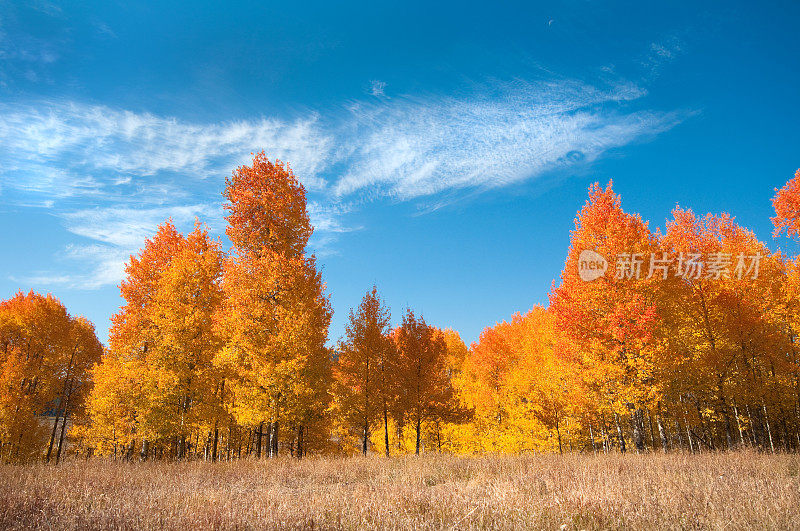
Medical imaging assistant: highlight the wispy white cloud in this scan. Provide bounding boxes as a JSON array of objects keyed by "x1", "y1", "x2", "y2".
[
  {"x1": 2, "y1": 75, "x2": 687, "y2": 289},
  {"x1": 0, "y1": 101, "x2": 337, "y2": 288},
  {"x1": 17, "y1": 204, "x2": 220, "y2": 290},
  {"x1": 642, "y1": 36, "x2": 684, "y2": 79},
  {"x1": 61, "y1": 245, "x2": 132, "y2": 290},
  {"x1": 0, "y1": 101, "x2": 333, "y2": 193},
  {"x1": 333, "y1": 79, "x2": 681, "y2": 199},
  {"x1": 307, "y1": 201, "x2": 360, "y2": 234},
  {"x1": 369, "y1": 80, "x2": 387, "y2": 97},
  {"x1": 44, "y1": 201, "x2": 355, "y2": 288},
  {"x1": 62, "y1": 204, "x2": 220, "y2": 248}
]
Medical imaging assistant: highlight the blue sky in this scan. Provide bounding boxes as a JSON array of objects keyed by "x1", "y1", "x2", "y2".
[{"x1": 1, "y1": 0, "x2": 798, "y2": 346}]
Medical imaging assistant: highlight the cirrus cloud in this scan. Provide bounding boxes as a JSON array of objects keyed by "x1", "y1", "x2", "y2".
[{"x1": 1, "y1": 76, "x2": 688, "y2": 289}]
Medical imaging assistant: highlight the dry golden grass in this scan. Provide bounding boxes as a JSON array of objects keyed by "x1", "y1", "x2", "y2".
[{"x1": 0, "y1": 450, "x2": 798, "y2": 530}]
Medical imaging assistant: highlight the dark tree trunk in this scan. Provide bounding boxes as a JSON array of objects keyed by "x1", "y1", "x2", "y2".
[
  {"x1": 212, "y1": 424, "x2": 219, "y2": 463},
  {"x1": 49, "y1": 350, "x2": 76, "y2": 463},
  {"x1": 140, "y1": 439, "x2": 149, "y2": 462},
  {"x1": 45, "y1": 414, "x2": 60, "y2": 463},
  {"x1": 631, "y1": 408, "x2": 645, "y2": 453},
  {"x1": 383, "y1": 405, "x2": 390, "y2": 457},
  {"x1": 674, "y1": 418, "x2": 684, "y2": 450},
  {"x1": 55, "y1": 412, "x2": 69, "y2": 464},
  {"x1": 555, "y1": 418, "x2": 563, "y2": 455},
  {"x1": 747, "y1": 404, "x2": 759, "y2": 447},
  {"x1": 415, "y1": 416, "x2": 421, "y2": 455},
  {"x1": 362, "y1": 419, "x2": 369, "y2": 456},
  {"x1": 296, "y1": 424, "x2": 304, "y2": 459},
  {"x1": 614, "y1": 412, "x2": 626, "y2": 454},
  {"x1": 125, "y1": 438, "x2": 136, "y2": 461}
]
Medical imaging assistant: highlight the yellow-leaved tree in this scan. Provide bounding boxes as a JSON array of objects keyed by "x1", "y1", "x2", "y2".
[
  {"x1": 217, "y1": 152, "x2": 332, "y2": 458},
  {"x1": 82, "y1": 220, "x2": 224, "y2": 459}
]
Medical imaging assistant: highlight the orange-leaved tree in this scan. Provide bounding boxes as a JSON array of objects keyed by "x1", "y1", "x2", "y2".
[
  {"x1": 657, "y1": 208, "x2": 786, "y2": 450},
  {"x1": 550, "y1": 181, "x2": 659, "y2": 453},
  {"x1": 772, "y1": 169, "x2": 800, "y2": 238},
  {"x1": 217, "y1": 152, "x2": 331, "y2": 458},
  {"x1": 332, "y1": 286, "x2": 396, "y2": 456},
  {"x1": 393, "y1": 309, "x2": 467, "y2": 455},
  {"x1": 0, "y1": 291, "x2": 102, "y2": 463}
]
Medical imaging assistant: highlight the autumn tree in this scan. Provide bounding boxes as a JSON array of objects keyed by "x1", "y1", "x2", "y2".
[
  {"x1": 654, "y1": 208, "x2": 785, "y2": 451},
  {"x1": 432, "y1": 329, "x2": 469, "y2": 451},
  {"x1": 453, "y1": 307, "x2": 578, "y2": 454},
  {"x1": 148, "y1": 221, "x2": 225, "y2": 459},
  {"x1": 0, "y1": 292, "x2": 102, "y2": 463},
  {"x1": 394, "y1": 310, "x2": 465, "y2": 455},
  {"x1": 463, "y1": 319, "x2": 519, "y2": 428},
  {"x1": 79, "y1": 349, "x2": 139, "y2": 457},
  {"x1": 333, "y1": 286, "x2": 395, "y2": 456},
  {"x1": 549, "y1": 181, "x2": 659, "y2": 453},
  {"x1": 772, "y1": 169, "x2": 800, "y2": 238},
  {"x1": 217, "y1": 152, "x2": 331, "y2": 459},
  {"x1": 505, "y1": 307, "x2": 578, "y2": 455},
  {"x1": 83, "y1": 220, "x2": 224, "y2": 459},
  {"x1": 46, "y1": 315, "x2": 104, "y2": 463}
]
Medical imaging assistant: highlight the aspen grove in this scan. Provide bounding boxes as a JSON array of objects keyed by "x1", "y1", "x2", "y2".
[{"x1": 4, "y1": 156, "x2": 800, "y2": 462}]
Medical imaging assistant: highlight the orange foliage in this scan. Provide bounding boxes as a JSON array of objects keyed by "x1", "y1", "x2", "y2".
[{"x1": 772, "y1": 169, "x2": 800, "y2": 238}]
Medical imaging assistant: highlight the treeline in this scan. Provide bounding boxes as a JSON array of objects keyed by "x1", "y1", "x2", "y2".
[
  {"x1": 27, "y1": 152, "x2": 471, "y2": 462},
  {"x1": 75, "y1": 153, "x2": 468, "y2": 461},
  {"x1": 3, "y1": 153, "x2": 800, "y2": 461},
  {"x1": 460, "y1": 174, "x2": 800, "y2": 455}
]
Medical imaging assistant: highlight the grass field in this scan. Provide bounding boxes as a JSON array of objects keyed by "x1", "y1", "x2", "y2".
[{"x1": 1, "y1": 451, "x2": 798, "y2": 529}]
